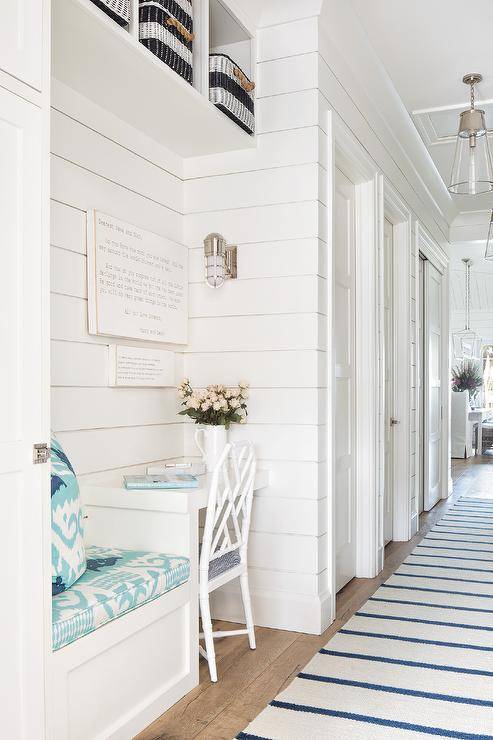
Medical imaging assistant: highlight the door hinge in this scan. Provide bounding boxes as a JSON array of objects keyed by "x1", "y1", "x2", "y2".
[{"x1": 33, "y1": 442, "x2": 50, "y2": 465}]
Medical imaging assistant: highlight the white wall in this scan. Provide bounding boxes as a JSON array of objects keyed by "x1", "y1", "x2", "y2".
[
  {"x1": 50, "y1": 83, "x2": 186, "y2": 480},
  {"x1": 183, "y1": 16, "x2": 328, "y2": 634},
  {"x1": 49, "y1": 1, "x2": 452, "y2": 636},
  {"x1": 182, "y1": 7, "x2": 450, "y2": 634}
]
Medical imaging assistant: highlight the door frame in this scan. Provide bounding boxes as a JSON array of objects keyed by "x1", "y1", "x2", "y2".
[
  {"x1": 383, "y1": 182, "x2": 412, "y2": 546},
  {"x1": 416, "y1": 226, "x2": 450, "y2": 510},
  {"x1": 327, "y1": 114, "x2": 380, "y2": 625}
]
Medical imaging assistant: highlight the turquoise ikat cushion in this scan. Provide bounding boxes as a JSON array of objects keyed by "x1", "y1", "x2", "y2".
[
  {"x1": 51, "y1": 436, "x2": 86, "y2": 596},
  {"x1": 52, "y1": 545, "x2": 190, "y2": 650}
]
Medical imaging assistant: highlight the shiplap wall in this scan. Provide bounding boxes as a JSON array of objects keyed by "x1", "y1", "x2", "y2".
[
  {"x1": 50, "y1": 100, "x2": 186, "y2": 479},
  {"x1": 49, "y1": 4, "x2": 450, "y2": 636},
  {"x1": 183, "y1": 17, "x2": 329, "y2": 634}
]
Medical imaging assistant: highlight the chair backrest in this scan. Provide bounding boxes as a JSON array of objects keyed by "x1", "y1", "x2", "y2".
[{"x1": 200, "y1": 440, "x2": 256, "y2": 578}]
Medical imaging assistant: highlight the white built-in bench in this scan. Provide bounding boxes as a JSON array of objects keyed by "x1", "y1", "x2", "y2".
[{"x1": 49, "y1": 469, "x2": 268, "y2": 740}]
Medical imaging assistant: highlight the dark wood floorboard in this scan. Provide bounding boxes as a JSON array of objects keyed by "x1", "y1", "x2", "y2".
[{"x1": 136, "y1": 454, "x2": 493, "y2": 740}]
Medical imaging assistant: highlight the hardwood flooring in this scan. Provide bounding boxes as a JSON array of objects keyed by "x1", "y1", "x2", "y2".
[{"x1": 136, "y1": 455, "x2": 493, "y2": 740}]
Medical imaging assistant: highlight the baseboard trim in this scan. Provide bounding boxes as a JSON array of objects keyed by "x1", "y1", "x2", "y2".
[{"x1": 210, "y1": 586, "x2": 333, "y2": 635}]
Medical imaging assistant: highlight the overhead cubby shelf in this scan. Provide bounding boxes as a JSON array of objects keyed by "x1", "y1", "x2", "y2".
[{"x1": 51, "y1": 0, "x2": 256, "y2": 158}]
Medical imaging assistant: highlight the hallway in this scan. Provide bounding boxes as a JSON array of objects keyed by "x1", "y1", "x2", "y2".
[
  {"x1": 137, "y1": 457, "x2": 493, "y2": 739},
  {"x1": 452, "y1": 455, "x2": 493, "y2": 501},
  {"x1": 239, "y1": 456, "x2": 493, "y2": 737}
]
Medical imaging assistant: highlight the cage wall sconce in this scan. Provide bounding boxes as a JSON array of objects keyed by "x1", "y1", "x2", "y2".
[{"x1": 203, "y1": 233, "x2": 237, "y2": 288}]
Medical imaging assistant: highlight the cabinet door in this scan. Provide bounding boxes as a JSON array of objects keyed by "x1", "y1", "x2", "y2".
[
  {"x1": 0, "y1": 87, "x2": 49, "y2": 740},
  {"x1": 0, "y1": 0, "x2": 43, "y2": 90}
]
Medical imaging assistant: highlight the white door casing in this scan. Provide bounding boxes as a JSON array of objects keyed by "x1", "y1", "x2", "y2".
[
  {"x1": 424, "y1": 260, "x2": 442, "y2": 511},
  {"x1": 0, "y1": 0, "x2": 43, "y2": 91},
  {"x1": 0, "y1": 87, "x2": 49, "y2": 738},
  {"x1": 418, "y1": 255, "x2": 425, "y2": 514},
  {"x1": 383, "y1": 218, "x2": 394, "y2": 545},
  {"x1": 334, "y1": 167, "x2": 356, "y2": 592}
]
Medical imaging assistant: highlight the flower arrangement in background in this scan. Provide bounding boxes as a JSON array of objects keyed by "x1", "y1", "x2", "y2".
[
  {"x1": 178, "y1": 379, "x2": 249, "y2": 429},
  {"x1": 451, "y1": 359, "x2": 483, "y2": 398}
]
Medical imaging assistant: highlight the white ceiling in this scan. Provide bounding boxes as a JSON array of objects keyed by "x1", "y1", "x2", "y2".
[{"x1": 350, "y1": 0, "x2": 493, "y2": 214}]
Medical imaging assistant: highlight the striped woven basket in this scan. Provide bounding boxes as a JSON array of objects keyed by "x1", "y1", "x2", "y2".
[
  {"x1": 209, "y1": 54, "x2": 255, "y2": 135},
  {"x1": 90, "y1": 0, "x2": 130, "y2": 26},
  {"x1": 139, "y1": 0, "x2": 194, "y2": 85}
]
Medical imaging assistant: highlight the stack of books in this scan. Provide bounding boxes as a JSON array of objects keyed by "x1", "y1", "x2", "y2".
[{"x1": 123, "y1": 473, "x2": 199, "y2": 490}]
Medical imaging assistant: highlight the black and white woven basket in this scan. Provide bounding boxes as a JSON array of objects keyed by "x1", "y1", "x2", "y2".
[
  {"x1": 139, "y1": 0, "x2": 194, "y2": 85},
  {"x1": 209, "y1": 54, "x2": 255, "y2": 136},
  {"x1": 90, "y1": 0, "x2": 130, "y2": 26}
]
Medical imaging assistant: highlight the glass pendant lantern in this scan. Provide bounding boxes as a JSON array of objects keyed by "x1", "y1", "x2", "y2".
[
  {"x1": 452, "y1": 258, "x2": 482, "y2": 361},
  {"x1": 448, "y1": 74, "x2": 493, "y2": 196},
  {"x1": 485, "y1": 210, "x2": 493, "y2": 260}
]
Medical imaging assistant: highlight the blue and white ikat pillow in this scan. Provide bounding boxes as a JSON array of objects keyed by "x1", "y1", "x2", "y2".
[{"x1": 51, "y1": 436, "x2": 86, "y2": 596}]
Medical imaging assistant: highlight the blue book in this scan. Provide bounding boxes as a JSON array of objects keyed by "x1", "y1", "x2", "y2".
[{"x1": 123, "y1": 474, "x2": 199, "y2": 490}]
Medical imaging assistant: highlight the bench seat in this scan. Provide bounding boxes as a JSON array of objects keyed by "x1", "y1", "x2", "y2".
[{"x1": 52, "y1": 545, "x2": 190, "y2": 651}]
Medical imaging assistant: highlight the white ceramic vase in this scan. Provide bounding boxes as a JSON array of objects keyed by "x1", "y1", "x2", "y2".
[{"x1": 194, "y1": 425, "x2": 228, "y2": 472}]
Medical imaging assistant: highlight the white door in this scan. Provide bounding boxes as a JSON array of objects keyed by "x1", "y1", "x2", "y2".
[
  {"x1": 334, "y1": 168, "x2": 356, "y2": 592},
  {"x1": 0, "y1": 87, "x2": 49, "y2": 739},
  {"x1": 424, "y1": 260, "x2": 442, "y2": 511},
  {"x1": 0, "y1": 0, "x2": 43, "y2": 90},
  {"x1": 383, "y1": 219, "x2": 394, "y2": 545}
]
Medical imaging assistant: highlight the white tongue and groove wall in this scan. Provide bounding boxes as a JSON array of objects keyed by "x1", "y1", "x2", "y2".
[
  {"x1": 184, "y1": 14, "x2": 328, "y2": 633},
  {"x1": 183, "y1": 2, "x2": 451, "y2": 633},
  {"x1": 50, "y1": 82, "x2": 185, "y2": 480},
  {"x1": 51, "y1": 1, "x2": 450, "y2": 635}
]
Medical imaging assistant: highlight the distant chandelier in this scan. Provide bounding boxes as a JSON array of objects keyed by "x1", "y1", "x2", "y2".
[
  {"x1": 452, "y1": 258, "x2": 482, "y2": 360},
  {"x1": 448, "y1": 73, "x2": 493, "y2": 196},
  {"x1": 485, "y1": 209, "x2": 493, "y2": 260}
]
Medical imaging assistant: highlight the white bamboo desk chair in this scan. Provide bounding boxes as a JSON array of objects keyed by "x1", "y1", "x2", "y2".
[{"x1": 199, "y1": 440, "x2": 256, "y2": 682}]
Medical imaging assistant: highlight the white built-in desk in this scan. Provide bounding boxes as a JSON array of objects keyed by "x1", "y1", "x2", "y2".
[
  {"x1": 80, "y1": 469, "x2": 269, "y2": 557},
  {"x1": 81, "y1": 469, "x2": 269, "y2": 514}
]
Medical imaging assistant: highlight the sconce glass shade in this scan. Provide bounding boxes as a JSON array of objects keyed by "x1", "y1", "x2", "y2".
[
  {"x1": 485, "y1": 210, "x2": 493, "y2": 260},
  {"x1": 448, "y1": 108, "x2": 493, "y2": 195},
  {"x1": 204, "y1": 233, "x2": 227, "y2": 288},
  {"x1": 203, "y1": 232, "x2": 237, "y2": 288}
]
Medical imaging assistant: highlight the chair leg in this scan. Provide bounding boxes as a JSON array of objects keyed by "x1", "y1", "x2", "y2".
[
  {"x1": 199, "y1": 595, "x2": 218, "y2": 682},
  {"x1": 240, "y1": 573, "x2": 256, "y2": 650}
]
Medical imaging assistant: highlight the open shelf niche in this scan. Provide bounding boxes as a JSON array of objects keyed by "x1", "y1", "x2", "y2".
[{"x1": 51, "y1": 0, "x2": 256, "y2": 158}]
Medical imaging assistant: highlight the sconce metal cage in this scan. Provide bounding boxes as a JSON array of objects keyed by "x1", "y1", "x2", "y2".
[{"x1": 203, "y1": 233, "x2": 237, "y2": 289}]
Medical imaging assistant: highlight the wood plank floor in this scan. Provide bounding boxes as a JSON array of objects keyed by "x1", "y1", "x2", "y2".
[{"x1": 136, "y1": 455, "x2": 493, "y2": 740}]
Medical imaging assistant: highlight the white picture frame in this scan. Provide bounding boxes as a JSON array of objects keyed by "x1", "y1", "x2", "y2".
[
  {"x1": 109, "y1": 345, "x2": 176, "y2": 387},
  {"x1": 87, "y1": 210, "x2": 188, "y2": 344}
]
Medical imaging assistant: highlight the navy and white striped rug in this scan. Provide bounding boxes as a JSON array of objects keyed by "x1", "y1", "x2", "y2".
[{"x1": 238, "y1": 496, "x2": 493, "y2": 739}]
